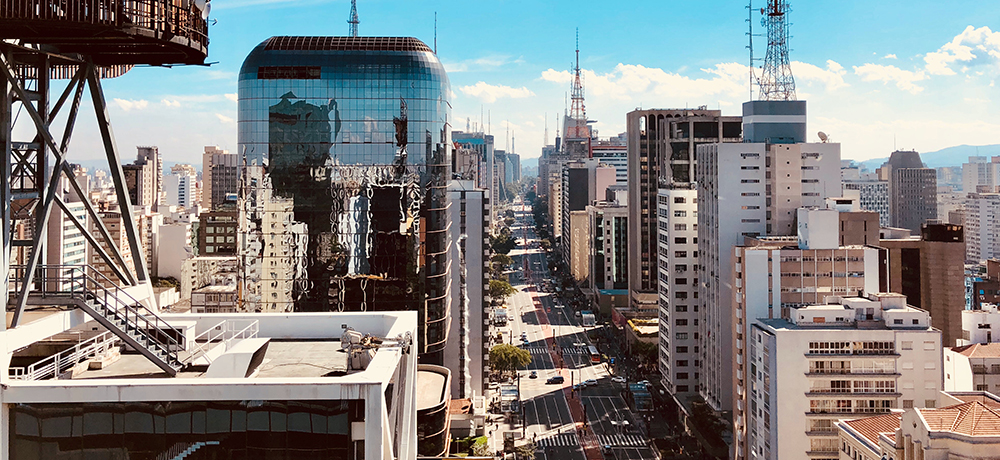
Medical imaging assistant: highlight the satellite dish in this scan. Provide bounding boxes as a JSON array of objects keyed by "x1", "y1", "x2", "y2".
[
  {"x1": 818, "y1": 131, "x2": 828, "y2": 143},
  {"x1": 194, "y1": 0, "x2": 206, "y2": 10},
  {"x1": 200, "y1": 0, "x2": 211, "y2": 20}
]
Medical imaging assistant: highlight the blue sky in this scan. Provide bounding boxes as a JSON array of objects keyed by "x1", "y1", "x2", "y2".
[{"x1": 55, "y1": 0, "x2": 1000, "y2": 166}]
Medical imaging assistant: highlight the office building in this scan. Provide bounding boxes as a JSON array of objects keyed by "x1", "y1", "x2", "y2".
[
  {"x1": 163, "y1": 164, "x2": 198, "y2": 208},
  {"x1": 198, "y1": 206, "x2": 238, "y2": 256},
  {"x1": 964, "y1": 191, "x2": 1000, "y2": 262},
  {"x1": 202, "y1": 146, "x2": 238, "y2": 210},
  {"x1": 123, "y1": 158, "x2": 157, "y2": 208},
  {"x1": 1, "y1": 309, "x2": 420, "y2": 460},
  {"x1": 843, "y1": 179, "x2": 890, "y2": 227},
  {"x1": 880, "y1": 224, "x2": 965, "y2": 347},
  {"x1": 45, "y1": 199, "x2": 87, "y2": 291},
  {"x1": 445, "y1": 180, "x2": 490, "y2": 400},
  {"x1": 962, "y1": 155, "x2": 1000, "y2": 193},
  {"x1": 884, "y1": 150, "x2": 938, "y2": 233},
  {"x1": 237, "y1": 36, "x2": 452, "y2": 363},
  {"x1": 592, "y1": 138, "x2": 627, "y2": 186},
  {"x1": 586, "y1": 199, "x2": 628, "y2": 291},
  {"x1": 507, "y1": 152, "x2": 520, "y2": 184},
  {"x1": 969, "y1": 260, "x2": 1000, "y2": 313},
  {"x1": 656, "y1": 185, "x2": 699, "y2": 397},
  {"x1": 732, "y1": 208, "x2": 883, "y2": 458},
  {"x1": 137, "y1": 146, "x2": 163, "y2": 209},
  {"x1": 453, "y1": 131, "x2": 495, "y2": 219},
  {"x1": 749, "y1": 293, "x2": 942, "y2": 460},
  {"x1": 561, "y1": 158, "x2": 616, "y2": 282},
  {"x1": 697, "y1": 100, "x2": 840, "y2": 414},
  {"x1": 627, "y1": 108, "x2": 742, "y2": 318}
]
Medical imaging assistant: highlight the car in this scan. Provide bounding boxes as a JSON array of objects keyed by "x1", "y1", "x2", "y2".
[
  {"x1": 584, "y1": 379, "x2": 598, "y2": 387},
  {"x1": 572, "y1": 342, "x2": 586, "y2": 347},
  {"x1": 529, "y1": 371, "x2": 538, "y2": 379},
  {"x1": 488, "y1": 382, "x2": 501, "y2": 390},
  {"x1": 611, "y1": 376, "x2": 626, "y2": 384},
  {"x1": 572, "y1": 383, "x2": 584, "y2": 390},
  {"x1": 546, "y1": 375, "x2": 564, "y2": 384}
]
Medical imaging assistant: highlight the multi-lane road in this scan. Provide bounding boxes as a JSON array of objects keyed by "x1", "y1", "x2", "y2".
[{"x1": 491, "y1": 202, "x2": 658, "y2": 460}]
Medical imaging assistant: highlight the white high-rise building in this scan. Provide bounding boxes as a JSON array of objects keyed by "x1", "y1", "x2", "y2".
[
  {"x1": 843, "y1": 179, "x2": 890, "y2": 227},
  {"x1": 749, "y1": 293, "x2": 943, "y2": 460},
  {"x1": 163, "y1": 167, "x2": 197, "y2": 208},
  {"x1": 657, "y1": 185, "x2": 699, "y2": 397},
  {"x1": 697, "y1": 139, "x2": 841, "y2": 414},
  {"x1": 732, "y1": 207, "x2": 883, "y2": 459},
  {"x1": 962, "y1": 155, "x2": 1000, "y2": 193},
  {"x1": 963, "y1": 192, "x2": 1000, "y2": 262},
  {"x1": 445, "y1": 180, "x2": 490, "y2": 400}
]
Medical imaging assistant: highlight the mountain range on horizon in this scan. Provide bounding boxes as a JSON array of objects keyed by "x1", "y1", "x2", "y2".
[{"x1": 854, "y1": 144, "x2": 1000, "y2": 172}]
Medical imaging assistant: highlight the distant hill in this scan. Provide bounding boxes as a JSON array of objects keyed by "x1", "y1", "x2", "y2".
[{"x1": 857, "y1": 144, "x2": 1000, "y2": 171}]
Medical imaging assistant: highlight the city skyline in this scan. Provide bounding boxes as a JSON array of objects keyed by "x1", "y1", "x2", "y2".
[{"x1": 28, "y1": 0, "x2": 1000, "y2": 166}]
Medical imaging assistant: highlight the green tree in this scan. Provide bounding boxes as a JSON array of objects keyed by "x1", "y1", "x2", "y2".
[
  {"x1": 489, "y1": 279, "x2": 516, "y2": 303},
  {"x1": 489, "y1": 343, "x2": 532, "y2": 376},
  {"x1": 490, "y1": 254, "x2": 514, "y2": 277},
  {"x1": 514, "y1": 441, "x2": 537, "y2": 460},
  {"x1": 491, "y1": 228, "x2": 517, "y2": 255}
]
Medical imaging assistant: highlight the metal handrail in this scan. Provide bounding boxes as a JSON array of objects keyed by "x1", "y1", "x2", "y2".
[
  {"x1": 8, "y1": 331, "x2": 120, "y2": 380},
  {"x1": 9, "y1": 264, "x2": 183, "y2": 367},
  {"x1": 186, "y1": 320, "x2": 258, "y2": 364}
]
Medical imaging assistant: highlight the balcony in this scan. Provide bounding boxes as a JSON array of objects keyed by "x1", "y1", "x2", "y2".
[{"x1": 805, "y1": 391, "x2": 901, "y2": 397}]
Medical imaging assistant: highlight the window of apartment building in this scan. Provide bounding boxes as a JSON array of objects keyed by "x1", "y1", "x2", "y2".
[
  {"x1": 675, "y1": 292, "x2": 687, "y2": 300},
  {"x1": 674, "y1": 210, "x2": 686, "y2": 217},
  {"x1": 674, "y1": 223, "x2": 687, "y2": 231},
  {"x1": 676, "y1": 372, "x2": 689, "y2": 380},
  {"x1": 677, "y1": 385, "x2": 689, "y2": 392},
  {"x1": 675, "y1": 237, "x2": 687, "y2": 244},
  {"x1": 902, "y1": 400, "x2": 913, "y2": 408},
  {"x1": 676, "y1": 360, "x2": 688, "y2": 367},
  {"x1": 674, "y1": 197, "x2": 686, "y2": 204},
  {"x1": 675, "y1": 305, "x2": 687, "y2": 312},
  {"x1": 923, "y1": 341, "x2": 935, "y2": 350},
  {"x1": 901, "y1": 341, "x2": 913, "y2": 350},
  {"x1": 893, "y1": 319, "x2": 903, "y2": 325},
  {"x1": 676, "y1": 333, "x2": 688, "y2": 340},
  {"x1": 676, "y1": 278, "x2": 687, "y2": 285},
  {"x1": 676, "y1": 346, "x2": 688, "y2": 353},
  {"x1": 675, "y1": 251, "x2": 687, "y2": 258}
]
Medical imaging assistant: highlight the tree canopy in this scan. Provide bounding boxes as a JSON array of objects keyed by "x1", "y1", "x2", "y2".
[
  {"x1": 489, "y1": 279, "x2": 516, "y2": 302},
  {"x1": 490, "y1": 228, "x2": 517, "y2": 255},
  {"x1": 489, "y1": 343, "x2": 532, "y2": 375}
]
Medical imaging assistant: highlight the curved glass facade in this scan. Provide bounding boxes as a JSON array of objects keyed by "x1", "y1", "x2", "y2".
[{"x1": 237, "y1": 37, "x2": 452, "y2": 360}]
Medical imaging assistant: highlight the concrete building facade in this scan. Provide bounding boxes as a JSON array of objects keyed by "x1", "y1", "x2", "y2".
[
  {"x1": 749, "y1": 294, "x2": 943, "y2": 460},
  {"x1": 202, "y1": 146, "x2": 237, "y2": 210},
  {"x1": 884, "y1": 150, "x2": 938, "y2": 233},
  {"x1": 656, "y1": 186, "x2": 699, "y2": 398},
  {"x1": 627, "y1": 109, "x2": 742, "y2": 318}
]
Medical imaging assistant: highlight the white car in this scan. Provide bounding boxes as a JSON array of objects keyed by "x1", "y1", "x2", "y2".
[
  {"x1": 611, "y1": 376, "x2": 626, "y2": 384},
  {"x1": 584, "y1": 379, "x2": 598, "y2": 387}
]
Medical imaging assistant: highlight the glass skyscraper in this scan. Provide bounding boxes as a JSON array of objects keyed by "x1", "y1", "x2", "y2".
[{"x1": 237, "y1": 37, "x2": 452, "y2": 361}]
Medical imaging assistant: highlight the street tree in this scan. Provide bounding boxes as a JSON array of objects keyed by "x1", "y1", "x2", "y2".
[
  {"x1": 489, "y1": 279, "x2": 516, "y2": 304},
  {"x1": 489, "y1": 344, "x2": 532, "y2": 376}
]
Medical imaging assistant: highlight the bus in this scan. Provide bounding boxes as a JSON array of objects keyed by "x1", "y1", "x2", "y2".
[{"x1": 588, "y1": 345, "x2": 601, "y2": 364}]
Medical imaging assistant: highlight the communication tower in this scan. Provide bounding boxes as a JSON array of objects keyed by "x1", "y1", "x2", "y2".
[
  {"x1": 567, "y1": 28, "x2": 588, "y2": 138},
  {"x1": 349, "y1": 0, "x2": 360, "y2": 37},
  {"x1": 758, "y1": 0, "x2": 796, "y2": 100}
]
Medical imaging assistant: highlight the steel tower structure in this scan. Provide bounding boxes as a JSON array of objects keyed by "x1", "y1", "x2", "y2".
[
  {"x1": 758, "y1": 0, "x2": 796, "y2": 101},
  {"x1": 0, "y1": 1, "x2": 210, "y2": 376},
  {"x1": 348, "y1": 0, "x2": 360, "y2": 37},
  {"x1": 567, "y1": 28, "x2": 588, "y2": 138}
]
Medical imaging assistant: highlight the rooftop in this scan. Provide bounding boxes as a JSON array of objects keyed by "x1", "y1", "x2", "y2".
[
  {"x1": 416, "y1": 365, "x2": 450, "y2": 411},
  {"x1": 264, "y1": 36, "x2": 432, "y2": 53},
  {"x1": 840, "y1": 411, "x2": 902, "y2": 451},
  {"x1": 918, "y1": 401, "x2": 1000, "y2": 436},
  {"x1": 953, "y1": 343, "x2": 1000, "y2": 359}
]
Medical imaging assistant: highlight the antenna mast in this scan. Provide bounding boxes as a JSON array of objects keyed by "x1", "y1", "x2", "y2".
[
  {"x1": 758, "y1": 0, "x2": 796, "y2": 100},
  {"x1": 434, "y1": 12, "x2": 437, "y2": 54},
  {"x1": 348, "y1": 0, "x2": 360, "y2": 37},
  {"x1": 746, "y1": 0, "x2": 762, "y2": 101},
  {"x1": 568, "y1": 27, "x2": 588, "y2": 138}
]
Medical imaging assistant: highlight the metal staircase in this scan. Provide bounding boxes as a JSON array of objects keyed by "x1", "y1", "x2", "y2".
[{"x1": 8, "y1": 264, "x2": 186, "y2": 376}]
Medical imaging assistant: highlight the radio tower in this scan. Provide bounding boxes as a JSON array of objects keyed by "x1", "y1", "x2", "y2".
[
  {"x1": 348, "y1": 0, "x2": 360, "y2": 37},
  {"x1": 568, "y1": 28, "x2": 588, "y2": 138},
  {"x1": 758, "y1": 0, "x2": 796, "y2": 100}
]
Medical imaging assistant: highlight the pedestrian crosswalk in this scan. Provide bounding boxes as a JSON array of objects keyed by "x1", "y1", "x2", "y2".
[
  {"x1": 525, "y1": 347, "x2": 549, "y2": 354},
  {"x1": 598, "y1": 434, "x2": 647, "y2": 447},
  {"x1": 534, "y1": 433, "x2": 578, "y2": 447}
]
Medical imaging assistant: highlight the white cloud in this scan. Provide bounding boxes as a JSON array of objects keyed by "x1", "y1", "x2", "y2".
[
  {"x1": 161, "y1": 99, "x2": 181, "y2": 107},
  {"x1": 215, "y1": 113, "x2": 235, "y2": 124},
  {"x1": 792, "y1": 60, "x2": 849, "y2": 91},
  {"x1": 113, "y1": 98, "x2": 148, "y2": 111},
  {"x1": 459, "y1": 82, "x2": 535, "y2": 103},
  {"x1": 924, "y1": 25, "x2": 1000, "y2": 75},
  {"x1": 225, "y1": 93, "x2": 238, "y2": 102},
  {"x1": 853, "y1": 64, "x2": 927, "y2": 93},
  {"x1": 540, "y1": 62, "x2": 747, "y2": 102},
  {"x1": 883, "y1": 54, "x2": 897, "y2": 59}
]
